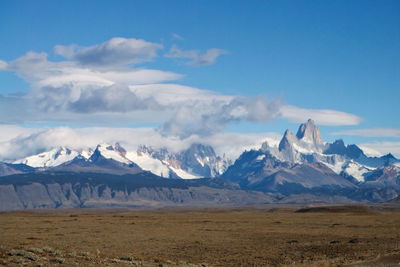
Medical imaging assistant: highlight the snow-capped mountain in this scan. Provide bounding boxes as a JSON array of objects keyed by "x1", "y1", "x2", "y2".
[
  {"x1": 13, "y1": 143, "x2": 230, "y2": 179},
  {"x1": 136, "y1": 143, "x2": 231, "y2": 178},
  {"x1": 51, "y1": 144, "x2": 143, "y2": 175},
  {"x1": 222, "y1": 147, "x2": 357, "y2": 195},
  {"x1": 13, "y1": 147, "x2": 92, "y2": 168},
  {"x1": 259, "y1": 119, "x2": 399, "y2": 182},
  {"x1": 222, "y1": 119, "x2": 400, "y2": 198},
  {"x1": 363, "y1": 164, "x2": 400, "y2": 188},
  {"x1": 2, "y1": 119, "x2": 400, "y2": 207}
]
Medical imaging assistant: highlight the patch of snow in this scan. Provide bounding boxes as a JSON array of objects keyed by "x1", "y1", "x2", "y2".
[
  {"x1": 263, "y1": 137, "x2": 280, "y2": 148},
  {"x1": 125, "y1": 151, "x2": 170, "y2": 178},
  {"x1": 14, "y1": 147, "x2": 78, "y2": 167},
  {"x1": 168, "y1": 166, "x2": 201, "y2": 179},
  {"x1": 256, "y1": 154, "x2": 266, "y2": 161},
  {"x1": 343, "y1": 161, "x2": 374, "y2": 182},
  {"x1": 96, "y1": 144, "x2": 131, "y2": 164},
  {"x1": 196, "y1": 156, "x2": 206, "y2": 167},
  {"x1": 80, "y1": 149, "x2": 93, "y2": 159},
  {"x1": 292, "y1": 143, "x2": 315, "y2": 155},
  {"x1": 322, "y1": 158, "x2": 346, "y2": 174},
  {"x1": 300, "y1": 134, "x2": 315, "y2": 145}
]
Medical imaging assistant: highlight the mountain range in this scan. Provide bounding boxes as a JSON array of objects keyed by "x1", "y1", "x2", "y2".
[
  {"x1": 11, "y1": 143, "x2": 231, "y2": 179},
  {"x1": 0, "y1": 119, "x2": 399, "y2": 210},
  {"x1": 222, "y1": 119, "x2": 400, "y2": 202}
]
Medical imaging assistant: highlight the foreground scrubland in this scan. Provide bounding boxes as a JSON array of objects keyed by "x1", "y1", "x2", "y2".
[{"x1": 1, "y1": 205, "x2": 400, "y2": 266}]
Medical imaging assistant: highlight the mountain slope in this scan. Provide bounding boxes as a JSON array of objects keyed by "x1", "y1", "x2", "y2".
[
  {"x1": 14, "y1": 147, "x2": 90, "y2": 168},
  {"x1": 252, "y1": 162, "x2": 357, "y2": 194},
  {"x1": 223, "y1": 119, "x2": 399, "y2": 201},
  {"x1": 363, "y1": 165, "x2": 400, "y2": 188},
  {"x1": 222, "y1": 149, "x2": 356, "y2": 195},
  {"x1": 0, "y1": 162, "x2": 35, "y2": 177},
  {"x1": 52, "y1": 146, "x2": 143, "y2": 175},
  {"x1": 0, "y1": 172, "x2": 276, "y2": 211}
]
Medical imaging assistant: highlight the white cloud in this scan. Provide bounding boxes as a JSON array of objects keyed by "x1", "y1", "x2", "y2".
[
  {"x1": 6, "y1": 51, "x2": 180, "y2": 86},
  {"x1": 0, "y1": 125, "x2": 280, "y2": 161},
  {"x1": 0, "y1": 94, "x2": 33, "y2": 124},
  {"x1": 1, "y1": 46, "x2": 281, "y2": 137},
  {"x1": 171, "y1": 33, "x2": 185, "y2": 41},
  {"x1": 0, "y1": 47, "x2": 183, "y2": 121},
  {"x1": 359, "y1": 142, "x2": 400, "y2": 158},
  {"x1": 166, "y1": 45, "x2": 228, "y2": 66},
  {"x1": 34, "y1": 83, "x2": 162, "y2": 113},
  {"x1": 0, "y1": 37, "x2": 366, "y2": 142},
  {"x1": 0, "y1": 125, "x2": 40, "y2": 143},
  {"x1": 332, "y1": 128, "x2": 400, "y2": 138},
  {"x1": 130, "y1": 83, "x2": 225, "y2": 105},
  {"x1": 159, "y1": 96, "x2": 280, "y2": 138},
  {"x1": 0, "y1": 60, "x2": 7, "y2": 70},
  {"x1": 54, "y1": 37, "x2": 163, "y2": 66},
  {"x1": 206, "y1": 132, "x2": 281, "y2": 160},
  {"x1": 357, "y1": 146, "x2": 384, "y2": 157},
  {"x1": 279, "y1": 105, "x2": 362, "y2": 126}
]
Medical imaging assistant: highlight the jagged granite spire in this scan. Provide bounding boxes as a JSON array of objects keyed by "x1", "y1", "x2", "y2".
[
  {"x1": 278, "y1": 130, "x2": 298, "y2": 162},
  {"x1": 296, "y1": 119, "x2": 323, "y2": 145},
  {"x1": 278, "y1": 129, "x2": 297, "y2": 152}
]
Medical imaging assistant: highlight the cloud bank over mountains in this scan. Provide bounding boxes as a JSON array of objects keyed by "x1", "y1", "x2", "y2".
[
  {"x1": 0, "y1": 37, "x2": 367, "y2": 158},
  {"x1": 0, "y1": 125, "x2": 280, "y2": 161}
]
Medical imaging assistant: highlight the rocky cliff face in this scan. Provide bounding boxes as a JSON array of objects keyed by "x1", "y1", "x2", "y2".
[
  {"x1": 0, "y1": 172, "x2": 275, "y2": 211},
  {"x1": 296, "y1": 119, "x2": 323, "y2": 146},
  {"x1": 176, "y1": 144, "x2": 231, "y2": 177},
  {"x1": 136, "y1": 143, "x2": 231, "y2": 178}
]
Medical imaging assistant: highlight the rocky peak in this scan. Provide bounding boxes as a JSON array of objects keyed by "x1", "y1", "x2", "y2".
[
  {"x1": 261, "y1": 141, "x2": 270, "y2": 152},
  {"x1": 324, "y1": 139, "x2": 346, "y2": 155},
  {"x1": 183, "y1": 143, "x2": 216, "y2": 158},
  {"x1": 54, "y1": 147, "x2": 73, "y2": 159},
  {"x1": 137, "y1": 145, "x2": 153, "y2": 155},
  {"x1": 137, "y1": 145, "x2": 171, "y2": 160},
  {"x1": 346, "y1": 144, "x2": 365, "y2": 159},
  {"x1": 114, "y1": 143, "x2": 127, "y2": 154},
  {"x1": 278, "y1": 130, "x2": 297, "y2": 152},
  {"x1": 89, "y1": 146, "x2": 104, "y2": 162},
  {"x1": 296, "y1": 119, "x2": 323, "y2": 145},
  {"x1": 383, "y1": 164, "x2": 400, "y2": 174},
  {"x1": 381, "y1": 154, "x2": 398, "y2": 167},
  {"x1": 89, "y1": 143, "x2": 131, "y2": 164},
  {"x1": 176, "y1": 143, "x2": 230, "y2": 177}
]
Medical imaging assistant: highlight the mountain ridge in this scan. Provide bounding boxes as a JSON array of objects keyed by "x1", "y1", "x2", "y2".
[
  {"x1": 1, "y1": 119, "x2": 400, "y2": 210},
  {"x1": 222, "y1": 119, "x2": 400, "y2": 200}
]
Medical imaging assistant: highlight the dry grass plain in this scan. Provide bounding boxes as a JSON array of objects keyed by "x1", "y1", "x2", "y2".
[{"x1": 1, "y1": 205, "x2": 400, "y2": 266}]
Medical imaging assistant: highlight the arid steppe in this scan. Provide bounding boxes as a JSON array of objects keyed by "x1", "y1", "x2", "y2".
[{"x1": 1, "y1": 205, "x2": 400, "y2": 266}]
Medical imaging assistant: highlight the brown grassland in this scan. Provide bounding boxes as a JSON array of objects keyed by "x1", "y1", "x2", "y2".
[{"x1": 1, "y1": 205, "x2": 400, "y2": 266}]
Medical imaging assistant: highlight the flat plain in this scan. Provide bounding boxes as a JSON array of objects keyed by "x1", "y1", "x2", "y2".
[{"x1": 1, "y1": 205, "x2": 400, "y2": 266}]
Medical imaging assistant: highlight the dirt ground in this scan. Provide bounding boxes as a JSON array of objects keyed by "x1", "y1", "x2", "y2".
[{"x1": 1, "y1": 205, "x2": 400, "y2": 266}]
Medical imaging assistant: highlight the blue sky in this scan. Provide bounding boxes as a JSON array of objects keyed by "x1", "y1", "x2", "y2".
[{"x1": 0, "y1": 0, "x2": 399, "y2": 158}]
